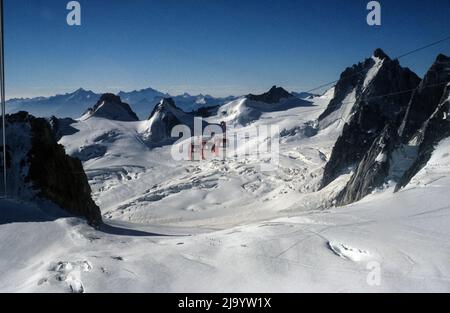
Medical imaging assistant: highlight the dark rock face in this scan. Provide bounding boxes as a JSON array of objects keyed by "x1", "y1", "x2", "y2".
[
  {"x1": 318, "y1": 58, "x2": 374, "y2": 121},
  {"x1": 321, "y1": 52, "x2": 449, "y2": 206},
  {"x1": 399, "y1": 54, "x2": 450, "y2": 142},
  {"x1": 83, "y1": 93, "x2": 139, "y2": 121},
  {"x1": 321, "y1": 49, "x2": 421, "y2": 188},
  {"x1": 394, "y1": 55, "x2": 449, "y2": 192},
  {"x1": 192, "y1": 105, "x2": 220, "y2": 118},
  {"x1": 48, "y1": 116, "x2": 79, "y2": 141},
  {"x1": 396, "y1": 85, "x2": 450, "y2": 191},
  {"x1": 337, "y1": 126, "x2": 395, "y2": 206},
  {"x1": 247, "y1": 86, "x2": 294, "y2": 104},
  {"x1": 2, "y1": 112, "x2": 102, "y2": 226}
]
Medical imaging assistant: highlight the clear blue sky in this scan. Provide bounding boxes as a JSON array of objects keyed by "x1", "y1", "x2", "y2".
[{"x1": 4, "y1": 0, "x2": 450, "y2": 98}]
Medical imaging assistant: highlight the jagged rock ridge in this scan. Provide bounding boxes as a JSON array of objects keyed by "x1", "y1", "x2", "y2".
[
  {"x1": 0, "y1": 112, "x2": 102, "y2": 226},
  {"x1": 319, "y1": 52, "x2": 450, "y2": 206},
  {"x1": 320, "y1": 49, "x2": 421, "y2": 189},
  {"x1": 395, "y1": 54, "x2": 450, "y2": 191}
]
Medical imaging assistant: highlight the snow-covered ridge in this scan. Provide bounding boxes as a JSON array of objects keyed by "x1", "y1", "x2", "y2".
[{"x1": 215, "y1": 86, "x2": 313, "y2": 126}]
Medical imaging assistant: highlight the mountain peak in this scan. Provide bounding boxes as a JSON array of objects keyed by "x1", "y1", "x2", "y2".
[
  {"x1": 82, "y1": 93, "x2": 139, "y2": 121},
  {"x1": 319, "y1": 49, "x2": 421, "y2": 189},
  {"x1": 72, "y1": 87, "x2": 95, "y2": 95},
  {"x1": 373, "y1": 48, "x2": 390, "y2": 60},
  {"x1": 98, "y1": 93, "x2": 122, "y2": 103},
  {"x1": 160, "y1": 97, "x2": 176, "y2": 107},
  {"x1": 144, "y1": 98, "x2": 201, "y2": 144},
  {"x1": 435, "y1": 53, "x2": 449, "y2": 63},
  {"x1": 247, "y1": 85, "x2": 293, "y2": 104},
  {"x1": 148, "y1": 98, "x2": 179, "y2": 120}
]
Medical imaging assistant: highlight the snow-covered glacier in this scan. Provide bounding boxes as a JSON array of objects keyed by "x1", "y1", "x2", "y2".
[{"x1": 1, "y1": 51, "x2": 450, "y2": 293}]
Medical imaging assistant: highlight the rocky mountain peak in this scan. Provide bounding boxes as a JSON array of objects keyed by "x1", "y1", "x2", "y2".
[
  {"x1": 158, "y1": 97, "x2": 177, "y2": 109},
  {"x1": 98, "y1": 93, "x2": 120, "y2": 102},
  {"x1": 399, "y1": 54, "x2": 450, "y2": 142},
  {"x1": 373, "y1": 48, "x2": 390, "y2": 60},
  {"x1": 82, "y1": 93, "x2": 139, "y2": 121},
  {"x1": 247, "y1": 86, "x2": 293, "y2": 104},
  {"x1": 436, "y1": 53, "x2": 448, "y2": 63},
  {"x1": 0, "y1": 112, "x2": 102, "y2": 226},
  {"x1": 320, "y1": 50, "x2": 421, "y2": 189},
  {"x1": 148, "y1": 98, "x2": 179, "y2": 120},
  {"x1": 144, "y1": 98, "x2": 194, "y2": 144},
  {"x1": 320, "y1": 53, "x2": 450, "y2": 206}
]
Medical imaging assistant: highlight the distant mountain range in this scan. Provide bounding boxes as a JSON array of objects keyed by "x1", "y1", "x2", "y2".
[
  {"x1": 6, "y1": 88, "x2": 99, "y2": 119},
  {"x1": 6, "y1": 87, "x2": 239, "y2": 120},
  {"x1": 6, "y1": 87, "x2": 316, "y2": 120}
]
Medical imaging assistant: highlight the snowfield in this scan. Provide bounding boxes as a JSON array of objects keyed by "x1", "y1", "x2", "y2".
[
  {"x1": 1, "y1": 170, "x2": 450, "y2": 292},
  {"x1": 1, "y1": 91, "x2": 450, "y2": 293},
  {"x1": 58, "y1": 93, "x2": 335, "y2": 227}
]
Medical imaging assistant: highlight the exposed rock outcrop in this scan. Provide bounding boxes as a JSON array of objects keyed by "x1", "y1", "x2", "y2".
[
  {"x1": 320, "y1": 49, "x2": 421, "y2": 189},
  {"x1": 48, "y1": 116, "x2": 79, "y2": 141},
  {"x1": 337, "y1": 125, "x2": 396, "y2": 205},
  {"x1": 398, "y1": 54, "x2": 450, "y2": 142},
  {"x1": 142, "y1": 98, "x2": 208, "y2": 145},
  {"x1": 82, "y1": 93, "x2": 139, "y2": 122},
  {"x1": 192, "y1": 105, "x2": 220, "y2": 118},
  {"x1": 396, "y1": 84, "x2": 450, "y2": 191},
  {"x1": 0, "y1": 112, "x2": 102, "y2": 226},
  {"x1": 247, "y1": 86, "x2": 294, "y2": 104},
  {"x1": 321, "y1": 52, "x2": 449, "y2": 206}
]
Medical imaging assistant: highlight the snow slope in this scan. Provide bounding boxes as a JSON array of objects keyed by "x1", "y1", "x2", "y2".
[
  {"x1": 216, "y1": 96, "x2": 313, "y2": 126},
  {"x1": 1, "y1": 161, "x2": 450, "y2": 292},
  {"x1": 57, "y1": 94, "x2": 335, "y2": 227}
]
